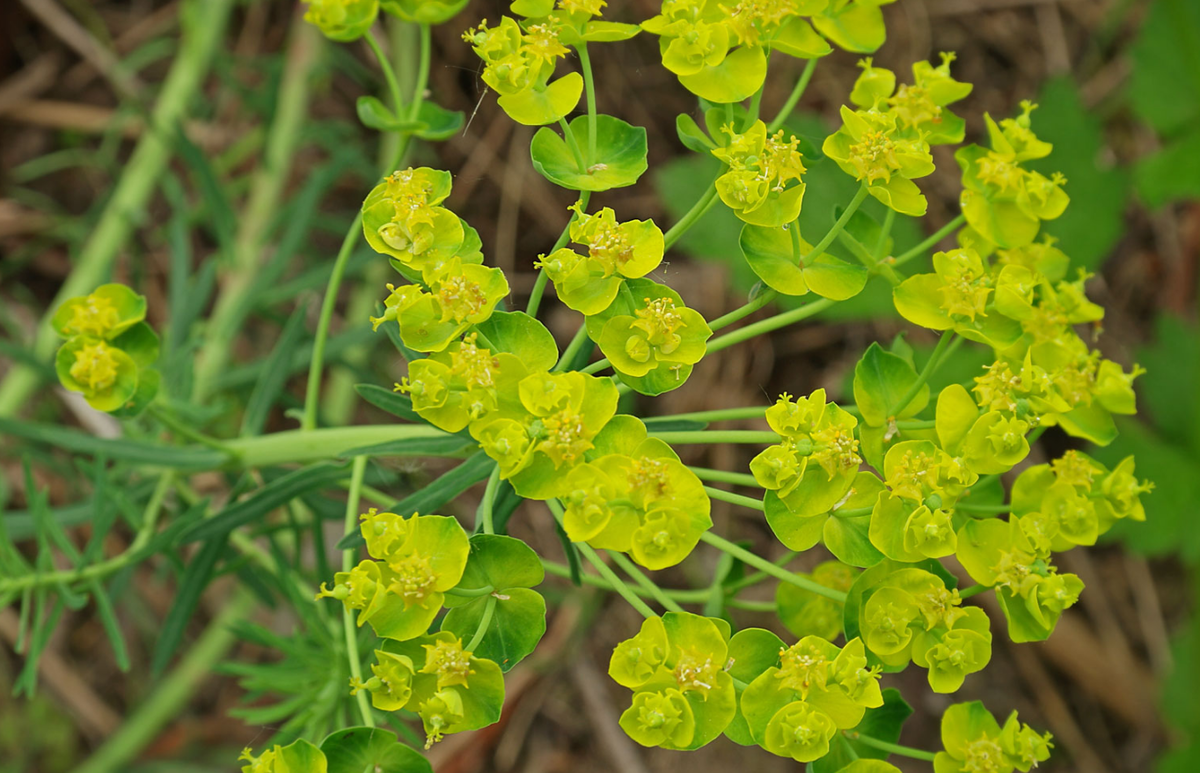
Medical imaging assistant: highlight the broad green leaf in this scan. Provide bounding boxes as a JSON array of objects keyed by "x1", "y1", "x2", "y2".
[
  {"x1": 413, "y1": 100, "x2": 465, "y2": 140},
  {"x1": 497, "y1": 73, "x2": 583, "y2": 126},
  {"x1": 473, "y1": 311, "x2": 558, "y2": 372},
  {"x1": 530, "y1": 114, "x2": 648, "y2": 191},
  {"x1": 442, "y1": 588, "x2": 546, "y2": 671},
  {"x1": 1129, "y1": 0, "x2": 1200, "y2": 137},
  {"x1": 1135, "y1": 129, "x2": 1200, "y2": 208},
  {"x1": 320, "y1": 726, "x2": 431, "y2": 773},
  {"x1": 679, "y1": 46, "x2": 767, "y2": 103},
  {"x1": 810, "y1": 688, "x2": 912, "y2": 772},
  {"x1": 852, "y1": 342, "x2": 929, "y2": 427},
  {"x1": 740, "y1": 223, "x2": 868, "y2": 299},
  {"x1": 450, "y1": 534, "x2": 545, "y2": 597}
]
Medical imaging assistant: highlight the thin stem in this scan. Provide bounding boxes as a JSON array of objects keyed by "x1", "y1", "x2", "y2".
[
  {"x1": 806, "y1": 183, "x2": 870, "y2": 260},
  {"x1": 609, "y1": 551, "x2": 684, "y2": 613},
  {"x1": 745, "y1": 83, "x2": 765, "y2": 130},
  {"x1": 891, "y1": 330, "x2": 955, "y2": 418},
  {"x1": 958, "y1": 583, "x2": 989, "y2": 600},
  {"x1": 527, "y1": 191, "x2": 591, "y2": 316},
  {"x1": 708, "y1": 288, "x2": 777, "y2": 332},
  {"x1": 768, "y1": 57, "x2": 818, "y2": 132},
  {"x1": 723, "y1": 551, "x2": 797, "y2": 594},
  {"x1": 891, "y1": 213, "x2": 966, "y2": 269},
  {"x1": 699, "y1": 531, "x2": 846, "y2": 602},
  {"x1": 874, "y1": 208, "x2": 895, "y2": 260},
  {"x1": 663, "y1": 174, "x2": 722, "y2": 250},
  {"x1": 365, "y1": 30, "x2": 406, "y2": 119},
  {"x1": 708, "y1": 298, "x2": 835, "y2": 354},
  {"x1": 576, "y1": 42, "x2": 598, "y2": 163},
  {"x1": 558, "y1": 116, "x2": 588, "y2": 173},
  {"x1": 847, "y1": 733, "x2": 938, "y2": 762},
  {"x1": 341, "y1": 456, "x2": 373, "y2": 728},
  {"x1": 541, "y1": 559, "x2": 712, "y2": 602},
  {"x1": 301, "y1": 212, "x2": 364, "y2": 431},
  {"x1": 554, "y1": 324, "x2": 592, "y2": 372},
  {"x1": 726, "y1": 598, "x2": 775, "y2": 612},
  {"x1": 479, "y1": 465, "x2": 501, "y2": 535},
  {"x1": 689, "y1": 467, "x2": 760, "y2": 487},
  {"x1": 704, "y1": 486, "x2": 765, "y2": 512},
  {"x1": 650, "y1": 430, "x2": 778, "y2": 445},
  {"x1": 547, "y1": 500, "x2": 657, "y2": 618},
  {"x1": 661, "y1": 406, "x2": 766, "y2": 423},
  {"x1": 408, "y1": 25, "x2": 431, "y2": 121},
  {"x1": 466, "y1": 595, "x2": 498, "y2": 651}
]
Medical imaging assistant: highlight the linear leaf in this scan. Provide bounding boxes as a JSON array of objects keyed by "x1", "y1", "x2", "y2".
[
  {"x1": 1, "y1": 419, "x2": 228, "y2": 468},
  {"x1": 183, "y1": 462, "x2": 348, "y2": 543},
  {"x1": 152, "y1": 533, "x2": 227, "y2": 677},
  {"x1": 242, "y1": 302, "x2": 310, "y2": 436},
  {"x1": 88, "y1": 578, "x2": 131, "y2": 671},
  {"x1": 337, "y1": 435, "x2": 475, "y2": 459},
  {"x1": 354, "y1": 384, "x2": 419, "y2": 422}
]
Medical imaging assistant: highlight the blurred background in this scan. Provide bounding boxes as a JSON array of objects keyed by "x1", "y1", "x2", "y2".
[{"x1": 1, "y1": 0, "x2": 1198, "y2": 771}]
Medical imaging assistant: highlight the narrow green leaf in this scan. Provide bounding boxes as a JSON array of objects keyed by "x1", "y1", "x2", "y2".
[
  {"x1": 241, "y1": 302, "x2": 309, "y2": 436},
  {"x1": 354, "y1": 383, "x2": 420, "y2": 422},
  {"x1": 0, "y1": 418, "x2": 228, "y2": 468},
  {"x1": 152, "y1": 533, "x2": 228, "y2": 677},
  {"x1": 87, "y1": 578, "x2": 131, "y2": 671}
]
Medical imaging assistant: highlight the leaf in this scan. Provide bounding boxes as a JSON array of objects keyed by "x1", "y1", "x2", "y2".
[
  {"x1": 678, "y1": 46, "x2": 767, "y2": 103},
  {"x1": 473, "y1": 311, "x2": 558, "y2": 371},
  {"x1": 183, "y1": 463, "x2": 349, "y2": 543},
  {"x1": 1027, "y1": 77, "x2": 1128, "y2": 270},
  {"x1": 1135, "y1": 129, "x2": 1200, "y2": 208},
  {"x1": 450, "y1": 534, "x2": 545, "y2": 596},
  {"x1": 88, "y1": 578, "x2": 131, "y2": 671},
  {"x1": 320, "y1": 727, "x2": 431, "y2": 773},
  {"x1": 497, "y1": 73, "x2": 583, "y2": 126},
  {"x1": 413, "y1": 101, "x2": 464, "y2": 140},
  {"x1": 0, "y1": 418, "x2": 228, "y2": 468},
  {"x1": 676, "y1": 112, "x2": 715, "y2": 152},
  {"x1": 355, "y1": 384, "x2": 421, "y2": 422},
  {"x1": 241, "y1": 302, "x2": 309, "y2": 436},
  {"x1": 356, "y1": 96, "x2": 422, "y2": 133},
  {"x1": 336, "y1": 453, "x2": 495, "y2": 550},
  {"x1": 442, "y1": 588, "x2": 547, "y2": 671},
  {"x1": 530, "y1": 114, "x2": 649, "y2": 191},
  {"x1": 852, "y1": 342, "x2": 929, "y2": 427},
  {"x1": 1129, "y1": 0, "x2": 1200, "y2": 138},
  {"x1": 174, "y1": 125, "x2": 235, "y2": 255},
  {"x1": 739, "y1": 223, "x2": 868, "y2": 300},
  {"x1": 810, "y1": 689, "x2": 913, "y2": 772},
  {"x1": 152, "y1": 533, "x2": 227, "y2": 676},
  {"x1": 823, "y1": 514, "x2": 883, "y2": 568}
]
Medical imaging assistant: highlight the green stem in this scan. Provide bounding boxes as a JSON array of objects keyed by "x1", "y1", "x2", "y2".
[
  {"x1": 650, "y1": 430, "x2": 778, "y2": 445},
  {"x1": 891, "y1": 213, "x2": 966, "y2": 269},
  {"x1": 147, "y1": 404, "x2": 236, "y2": 454},
  {"x1": 703, "y1": 486, "x2": 765, "y2": 512},
  {"x1": 73, "y1": 588, "x2": 256, "y2": 773},
  {"x1": 365, "y1": 30, "x2": 405, "y2": 119},
  {"x1": 408, "y1": 25, "x2": 431, "y2": 121},
  {"x1": 224, "y1": 424, "x2": 456, "y2": 468},
  {"x1": 846, "y1": 733, "x2": 938, "y2": 762},
  {"x1": 609, "y1": 551, "x2": 684, "y2": 613},
  {"x1": 466, "y1": 595, "x2": 497, "y2": 651},
  {"x1": 554, "y1": 324, "x2": 592, "y2": 372},
  {"x1": 479, "y1": 465, "x2": 501, "y2": 535},
  {"x1": 699, "y1": 531, "x2": 846, "y2": 602},
  {"x1": 723, "y1": 551, "x2": 797, "y2": 594},
  {"x1": 661, "y1": 406, "x2": 766, "y2": 423},
  {"x1": 547, "y1": 500, "x2": 656, "y2": 618},
  {"x1": 558, "y1": 116, "x2": 588, "y2": 173},
  {"x1": 806, "y1": 183, "x2": 870, "y2": 260},
  {"x1": 707, "y1": 298, "x2": 834, "y2": 353},
  {"x1": 192, "y1": 18, "x2": 321, "y2": 402},
  {"x1": 689, "y1": 467, "x2": 760, "y2": 487},
  {"x1": 576, "y1": 42, "x2": 598, "y2": 163},
  {"x1": 708, "y1": 288, "x2": 777, "y2": 332},
  {"x1": 958, "y1": 583, "x2": 988, "y2": 600},
  {"x1": 541, "y1": 560, "x2": 712, "y2": 602},
  {"x1": 528, "y1": 191, "x2": 591, "y2": 316},
  {"x1": 891, "y1": 330, "x2": 955, "y2": 418},
  {"x1": 745, "y1": 83, "x2": 765, "y2": 130},
  {"x1": 340, "y1": 456, "x2": 373, "y2": 728},
  {"x1": 726, "y1": 598, "x2": 775, "y2": 612},
  {"x1": 664, "y1": 177, "x2": 722, "y2": 250},
  {"x1": 768, "y1": 57, "x2": 818, "y2": 132},
  {"x1": 0, "y1": 0, "x2": 236, "y2": 417},
  {"x1": 301, "y1": 212, "x2": 365, "y2": 431}
]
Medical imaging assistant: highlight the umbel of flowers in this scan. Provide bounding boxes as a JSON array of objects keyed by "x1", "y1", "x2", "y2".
[{"x1": 146, "y1": 0, "x2": 1161, "y2": 769}]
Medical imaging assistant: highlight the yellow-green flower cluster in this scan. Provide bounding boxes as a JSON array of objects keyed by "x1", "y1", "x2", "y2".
[
  {"x1": 712, "y1": 120, "x2": 809, "y2": 227},
  {"x1": 52, "y1": 284, "x2": 159, "y2": 415},
  {"x1": 641, "y1": 0, "x2": 895, "y2": 103},
  {"x1": 956, "y1": 101, "x2": 1069, "y2": 249},
  {"x1": 304, "y1": 0, "x2": 470, "y2": 40},
  {"x1": 316, "y1": 510, "x2": 506, "y2": 747},
  {"x1": 936, "y1": 701, "x2": 1053, "y2": 773}
]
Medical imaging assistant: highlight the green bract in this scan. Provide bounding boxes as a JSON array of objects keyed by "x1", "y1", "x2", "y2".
[
  {"x1": 52, "y1": 284, "x2": 160, "y2": 415},
  {"x1": 303, "y1": 0, "x2": 379, "y2": 41},
  {"x1": 739, "y1": 222, "x2": 868, "y2": 299},
  {"x1": 537, "y1": 205, "x2": 664, "y2": 314},
  {"x1": 776, "y1": 561, "x2": 857, "y2": 640},
  {"x1": 562, "y1": 417, "x2": 712, "y2": 568},
  {"x1": 741, "y1": 636, "x2": 883, "y2": 761},
  {"x1": 712, "y1": 121, "x2": 808, "y2": 227},
  {"x1": 610, "y1": 612, "x2": 737, "y2": 750},
  {"x1": 934, "y1": 701, "x2": 1052, "y2": 773},
  {"x1": 823, "y1": 105, "x2": 936, "y2": 216},
  {"x1": 955, "y1": 102, "x2": 1069, "y2": 249},
  {"x1": 381, "y1": 0, "x2": 468, "y2": 24},
  {"x1": 319, "y1": 513, "x2": 470, "y2": 641},
  {"x1": 530, "y1": 115, "x2": 649, "y2": 190}
]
